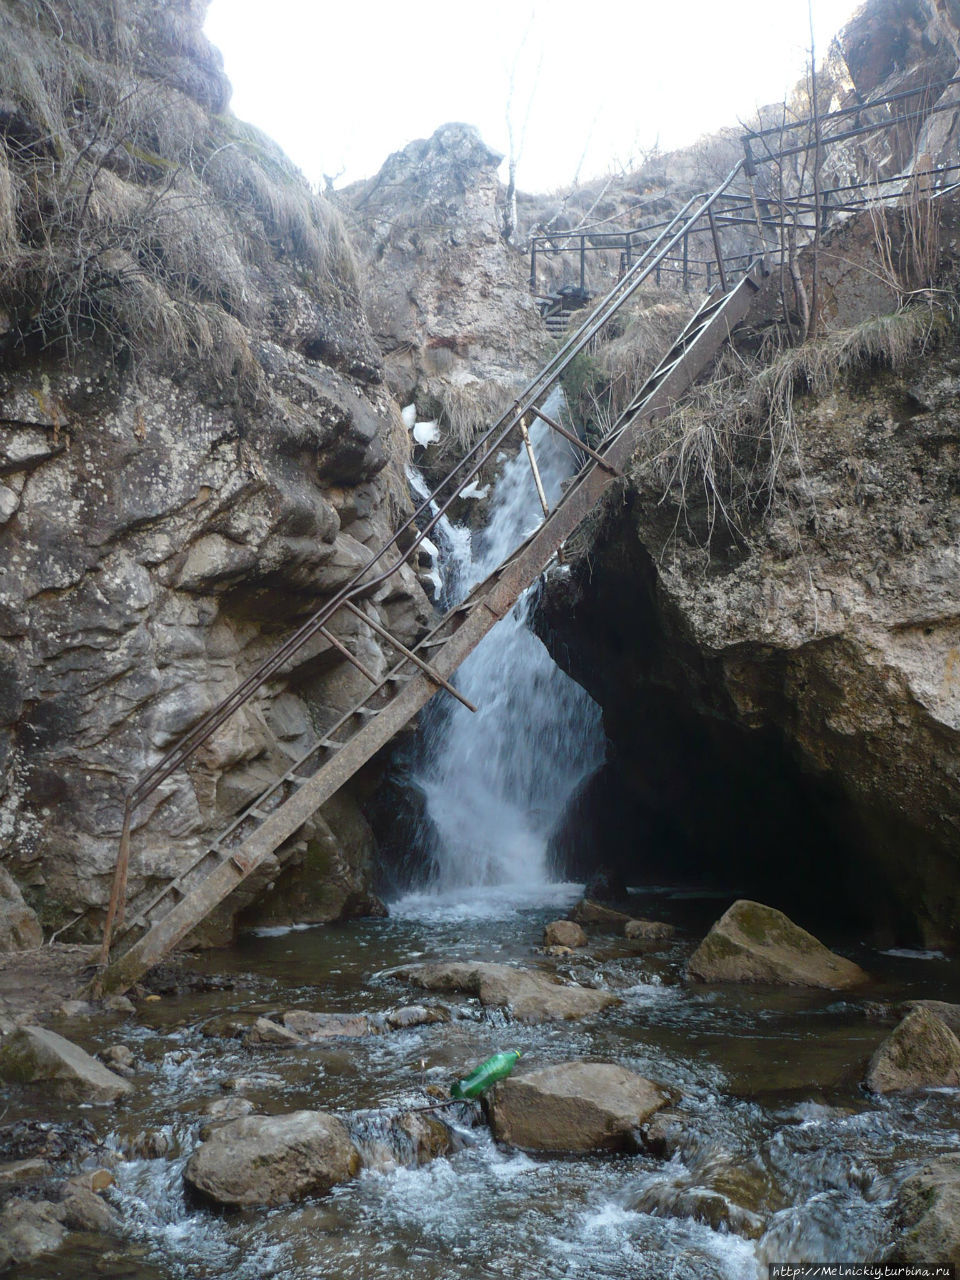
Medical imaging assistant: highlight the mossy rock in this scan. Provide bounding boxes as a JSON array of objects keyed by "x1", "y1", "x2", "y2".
[
  {"x1": 685, "y1": 899, "x2": 868, "y2": 989},
  {"x1": 866, "y1": 1007, "x2": 960, "y2": 1093}
]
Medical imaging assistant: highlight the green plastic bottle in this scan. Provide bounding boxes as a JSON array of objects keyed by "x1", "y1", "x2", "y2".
[{"x1": 450, "y1": 1050, "x2": 522, "y2": 1100}]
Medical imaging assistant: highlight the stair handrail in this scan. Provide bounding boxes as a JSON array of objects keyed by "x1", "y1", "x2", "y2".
[{"x1": 97, "y1": 160, "x2": 746, "y2": 963}]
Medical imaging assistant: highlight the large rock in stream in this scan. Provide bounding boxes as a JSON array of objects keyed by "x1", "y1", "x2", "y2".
[
  {"x1": 686, "y1": 900, "x2": 868, "y2": 989},
  {"x1": 866, "y1": 1007, "x2": 960, "y2": 1093},
  {"x1": 892, "y1": 1153, "x2": 960, "y2": 1269},
  {"x1": 489, "y1": 1061, "x2": 673, "y2": 1152},
  {"x1": 0, "y1": 1026, "x2": 132, "y2": 1102},
  {"x1": 184, "y1": 1111, "x2": 360, "y2": 1207},
  {"x1": 394, "y1": 961, "x2": 618, "y2": 1022}
]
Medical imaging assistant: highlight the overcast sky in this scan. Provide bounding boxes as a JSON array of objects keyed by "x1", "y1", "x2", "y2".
[{"x1": 204, "y1": 0, "x2": 865, "y2": 194}]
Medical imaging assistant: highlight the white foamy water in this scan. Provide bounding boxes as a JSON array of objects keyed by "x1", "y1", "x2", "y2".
[{"x1": 395, "y1": 391, "x2": 605, "y2": 916}]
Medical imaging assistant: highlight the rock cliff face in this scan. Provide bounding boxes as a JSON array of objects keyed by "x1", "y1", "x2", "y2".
[
  {"x1": 534, "y1": 0, "x2": 960, "y2": 947},
  {"x1": 542, "y1": 216, "x2": 960, "y2": 946},
  {"x1": 344, "y1": 124, "x2": 547, "y2": 457},
  {"x1": 0, "y1": 0, "x2": 432, "y2": 942}
]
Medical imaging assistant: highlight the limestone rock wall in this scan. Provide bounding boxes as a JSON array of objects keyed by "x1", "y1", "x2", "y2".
[
  {"x1": 0, "y1": 0, "x2": 432, "y2": 942},
  {"x1": 344, "y1": 124, "x2": 548, "y2": 458}
]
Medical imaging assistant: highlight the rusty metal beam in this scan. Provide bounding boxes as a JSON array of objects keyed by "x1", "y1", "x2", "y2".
[{"x1": 341, "y1": 602, "x2": 478, "y2": 713}]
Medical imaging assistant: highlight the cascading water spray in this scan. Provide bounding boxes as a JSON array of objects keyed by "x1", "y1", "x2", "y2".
[{"x1": 396, "y1": 390, "x2": 605, "y2": 913}]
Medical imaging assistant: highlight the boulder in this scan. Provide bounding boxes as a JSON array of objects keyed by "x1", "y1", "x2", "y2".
[
  {"x1": 488, "y1": 1061, "x2": 673, "y2": 1152},
  {"x1": 543, "y1": 919, "x2": 587, "y2": 948},
  {"x1": 384, "y1": 1004, "x2": 450, "y2": 1030},
  {"x1": 0, "y1": 1026, "x2": 133, "y2": 1102},
  {"x1": 58, "y1": 1177, "x2": 118, "y2": 1233},
  {"x1": 568, "y1": 899, "x2": 634, "y2": 930},
  {"x1": 281, "y1": 1011, "x2": 373, "y2": 1039},
  {"x1": 244, "y1": 1017, "x2": 305, "y2": 1047},
  {"x1": 0, "y1": 869, "x2": 43, "y2": 951},
  {"x1": 865, "y1": 1007, "x2": 960, "y2": 1093},
  {"x1": 0, "y1": 1198, "x2": 67, "y2": 1269},
  {"x1": 892, "y1": 1153, "x2": 960, "y2": 1269},
  {"x1": 625, "y1": 919, "x2": 676, "y2": 942},
  {"x1": 685, "y1": 900, "x2": 868, "y2": 989},
  {"x1": 395, "y1": 961, "x2": 618, "y2": 1023},
  {"x1": 903, "y1": 999, "x2": 960, "y2": 1036},
  {"x1": 183, "y1": 1111, "x2": 360, "y2": 1207}
]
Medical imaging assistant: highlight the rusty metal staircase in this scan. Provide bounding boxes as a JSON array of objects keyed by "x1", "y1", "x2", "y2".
[{"x1": 94, "y1": 164, "x2": 764, "y2": 995}]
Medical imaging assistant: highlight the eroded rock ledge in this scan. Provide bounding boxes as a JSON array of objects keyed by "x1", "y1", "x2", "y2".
[{"x1": 541, "y1": 217, "x2": 960, "y2": 946}]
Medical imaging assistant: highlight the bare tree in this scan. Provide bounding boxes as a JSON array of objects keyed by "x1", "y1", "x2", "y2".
[{"x1": 502, "y1": 19, "x2": 543, "y2": 243}]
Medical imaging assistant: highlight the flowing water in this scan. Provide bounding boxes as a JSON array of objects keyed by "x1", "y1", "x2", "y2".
[
  {"x1": 398, "y1": 390, "x2": 605, "y2": 911},
  {"x1": 8, "y1": 417, "x2": 960, "y2": 1278},
  {"x1": 10, "y1": 900, "x2": 960, "y2": 1280}
]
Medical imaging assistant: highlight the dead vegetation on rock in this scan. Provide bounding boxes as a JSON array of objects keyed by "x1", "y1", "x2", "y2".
[
  {"x1": 0, "y1": 0, "x2": 357, "y2": 389},
  {"x1": 632, "y1": 301, "x2": 947, "y2": 548}
]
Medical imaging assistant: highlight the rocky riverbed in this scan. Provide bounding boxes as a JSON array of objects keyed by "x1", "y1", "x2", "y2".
[{"x1": 3, "y1": 886, "x2": 960, "y2": 1278}]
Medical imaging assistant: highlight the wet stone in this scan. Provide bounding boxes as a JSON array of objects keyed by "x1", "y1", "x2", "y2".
[
  {"x1": 245, "y1": 1016, "x2": 305, "y2": 1047},
  {"x1": 0, "y1": 1197, "x2": 68, "y2": 1269},
  {"x1": 200, "y1": 1012, "x2": 259, "y2": 1039},
  {"x1": 126, "y1": 1128, "x2": 174, "y2": 1159},
  {"x1": 58, "y1": 1178, "x2": 118, "y2": 1233},
  {"x1": 350, "y1": 1109, "x2": 460, "y2": 1172},
  {"x1": 866, "y1": 1007, "x2": 960, "y2": 1093},
  {"x1": 543, "y1": 919, "x2": 587, "y2": 948},
  {"x1": 0, "y1": 1156, "x2": 51, "y2": 1190},
  {"x1": 625, "y1": 919, "x2": 676, "y2": 942},
  {"x1": 568, "y1": 900, "x2": 634, "y2": 930},
  {"x1": 282, "y1": 1011, "x2": 374, "y2": 1039},
  {"x1": 384, "y1": 1004, "x2": 450, "y2": 1030},
  {"x1": 639, "y1": 1109, "x2": 700, "y2": 1161},
  {"x1": 394, "y1": 961, "x2": 619, "y2": 1023},
  {"x1": 632, "y1": 1180, "x2": 766, "y2": 1239},
  {"x1": 202, "y1": 1096, "x2": 257, "y2": 1123},
  {"x1": 489, "y1": 1060, "x2": 674, "y2": 1152},
  {"x1": 892, "y1": 1152, "x2": 960, "y2": 1269}
]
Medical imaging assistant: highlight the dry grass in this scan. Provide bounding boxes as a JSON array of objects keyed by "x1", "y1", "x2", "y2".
[
  {"x1": 636, "y1": 305, "x2": 945, "y2": 547},
  {"x1": 0, "y1": 0, "x2": 357, "y2": 388},
  {"x1": 595, "y1": 294, "x2": 701, "y2": 419},
  {"x1": 434, "y1": 378, "x2": 519, "y2": 455},
  {"x1": 379, "y1": 399, "x2": 414, "y2": 524},
  {"x1": 561, "y1": 289, "x2": 700, "y2": 435}
]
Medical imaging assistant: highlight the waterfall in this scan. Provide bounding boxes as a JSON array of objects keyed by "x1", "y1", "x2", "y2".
[{"x1": 396, "y1": 390, "x2": 605, "y2": 914}]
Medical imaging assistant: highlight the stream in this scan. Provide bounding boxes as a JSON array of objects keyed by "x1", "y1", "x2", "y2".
[
  {"x1": 7, "y1": 405, "x2": 960, "y2": 1278},
  {"x1": 10, "y1": 900, "x2": 960, "y2": 1279}
]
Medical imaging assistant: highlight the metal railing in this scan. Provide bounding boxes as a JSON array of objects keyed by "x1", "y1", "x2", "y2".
[{"x1": 530, "y1": 74, "x2": 960, "y2": 295}]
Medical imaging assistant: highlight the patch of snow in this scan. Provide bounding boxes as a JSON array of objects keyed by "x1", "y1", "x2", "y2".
[{"x1": 413, "y1": 420, "x2": 440, "y2": 447}]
